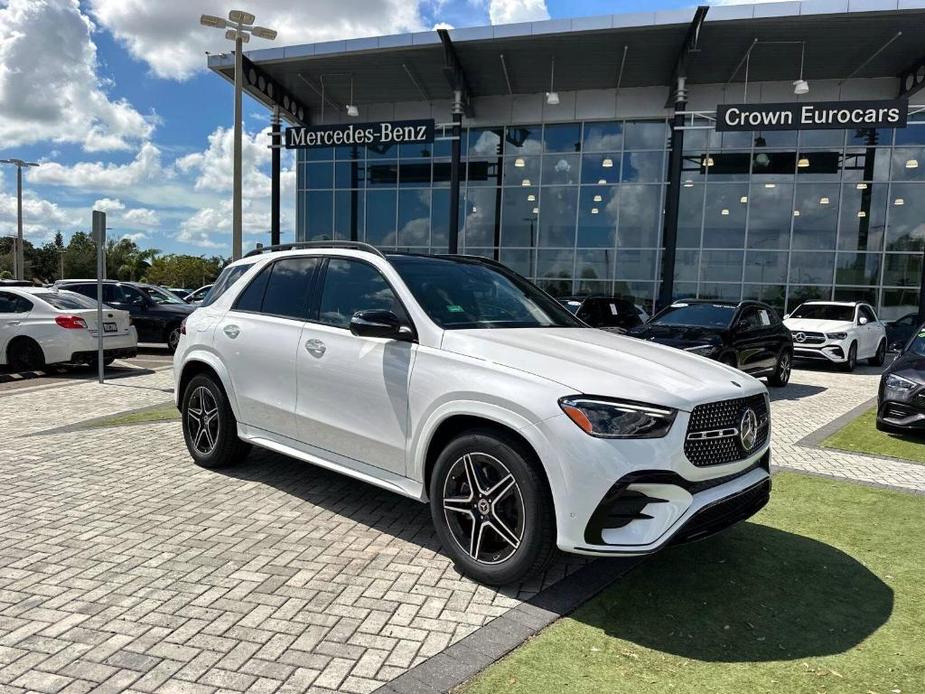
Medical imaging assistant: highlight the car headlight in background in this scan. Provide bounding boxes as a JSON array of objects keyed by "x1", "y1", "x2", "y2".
[
  {"x1": 684, "y1": 344, "x2": 719, "y2": 357},
  {"x1": 558, "y1": 396, "x2": 677, "y2": 439},
  {"x1": 884, "y1": 374, "x2": 917, "y2": 392},
  {"x1": 826, "y1": 332, "x2": 848, "y2": 340}
]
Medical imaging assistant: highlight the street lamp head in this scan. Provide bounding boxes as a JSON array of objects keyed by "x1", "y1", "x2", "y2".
[
  {"x1": 250, "y1": 26, "x2": 277, "y2": 40},
  {"x1": 228, "y1": 10, "x2": 256, "y2": 25},
  {"x1": 226, "y1": 29, "x2": 249, "y2": 42},
  {"x1": 200, "y1": 14, "x2": 227, "y2": 28}
]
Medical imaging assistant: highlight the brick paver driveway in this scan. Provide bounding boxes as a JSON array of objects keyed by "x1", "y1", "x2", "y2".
[{"x1": 0, "y1": 361, "x2": 920, "y2": 693}]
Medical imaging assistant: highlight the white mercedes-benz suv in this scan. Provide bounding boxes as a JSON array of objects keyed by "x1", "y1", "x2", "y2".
[
  {"x1": 784, "y1": 301, "x2": 887, "y2": 371},
  {"x1": 174, "y1": 243, "x2": 772, "y2": 585}
]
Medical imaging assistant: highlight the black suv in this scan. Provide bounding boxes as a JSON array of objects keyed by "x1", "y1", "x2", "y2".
[
  {"x1": 628, "y1": 299, "x2": 793, "y2": 387},
  {"x1": 559, "y1": 296, "x2": 647, "y2": 333},
  {"x1": 56, "y1": 280, "x2": 195, "y2": 351}
]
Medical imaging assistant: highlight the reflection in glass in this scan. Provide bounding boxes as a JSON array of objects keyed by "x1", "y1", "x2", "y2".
[
  {"x1": 398, "y1": 190, "x2": 431, "y2": 247},
  {"x1": 366, "y1": 189, "x2": 397, "y2": 246},
  {"x1": 581, "y1": 153, "x2": 621, "y2": 185},
  {"x1": 504, "y1": 156, "x2": 541, "y2": 186},
  {"x1": 700, "y1": 251, "x2": 743, "y2": 283},
  {"x1": 787, "y1": 285, "x2": 832, "y2": 312},
  {"x1": 698, "y1": 283, "x2": 742, "y2": 301},
  {"x1": 746, "y1": 183, "x2": 792, "y2": 250},
  {"x1": 882, "y1": 254, "x2": 922, "y2": 287},
  {"x1": 542, "y1": 155, "x2": 580, "y2": 185},
  {"x1": 615, "y1": 250, "x2": 656, "y2": 281},
  {"x1": 504, "y1": 125, "x2": 542, "y2": 155},
  {"x1": 835, "y1": 252, "x2": 881, "y2": 286},
  {"x1": 335, "y1": 161, "x2": 365, "y2": 189},
  {"x1": 306, "y1": 191, "x2": 333, "y2": 240},
  {"x1": 622, "y1": 151, "x2": 664, "y2": 182},
  {"x1": 885, "y1": 183, "x2": 925, "y2": 251},
  {"x1": 544, "y1": 123, "x2": 581, "y2": 153},
  {"x1": 617, "y1": 185, "x2": 662, "y2": 248},
  {"x1": 745, "y1": 250, "x2": 788, "y2": 284},
  {"x1": 624, "y1": 120, "x2": 667, "y2": 150},
  {"x1": 576, "y1": 249, "x2": 612, "y2": 282},
  {"x1": 501, "y1": 187, "x2": 539, "y2": 247},
  {"x1": 536, "y1": 249, "x2": 574, "y2": 295},
  {"x1": 468, "y1": 128, "x2": 503, "y2": 157},
  {"x1": 463, "y1": 188, "x2": 498, "y2": 248},
  {"x1": 538, "y1": 187, "x2": 578, "y2": 247},
  {"x1": 742, "y1": 284, "x2": 786, "y2": 311},
  {"x1": 838, "y1": 184, "x2": 886, "y2": 252},
  {"x1": 703, "y1": 184, "x2": 747, "y2": 248},
  {"x1": 583, "y1": 122, "x2": 622, "y2": 152},
  {"x1": 674, "y1": 250, "x2": 699, "y2": 283},
  {"x1": 307, "y1": 162, "x2": 333, "y2": 189},
  {"x1": 788, "y1": 251, "x2": 835, "y2": 285},
  {"x1": 792, "y1": 184, "x2": 839, "y2": 250},
  {"x1": 677, "y1": 183, "x2": 704, "y2": 248},
  {"x1": 334, "y1": 190, "x2": 364, "y2": 241},
  {"x1": 499, "y1": 249, "x2": 534, "y2": 278},
  {"x1": 577, "y1": 186, "x2": 617, "y2": 248}
]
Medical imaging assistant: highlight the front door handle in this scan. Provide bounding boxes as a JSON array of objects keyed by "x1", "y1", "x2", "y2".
[
  {"x1": 223, "y1": 324, "x2": 240, "y2": 339},
  {"x1": 305, "y1": 338, "x2": 326, "y2": 357}
]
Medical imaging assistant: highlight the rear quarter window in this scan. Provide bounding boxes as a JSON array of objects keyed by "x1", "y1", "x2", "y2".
[{"x1": 201, "y1": 263, "x2": 255, "y2": 307}]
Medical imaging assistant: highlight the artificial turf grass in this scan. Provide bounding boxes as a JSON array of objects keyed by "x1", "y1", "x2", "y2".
[
  {"x1": 81, "y1": 402, "x2": 179, "y2": 429},
  {"x1": 822, "y1": 407, "x2": 925, "y2": 465},
  {"x1": 463, "y1": 472, "x2": 924, "y2": 694}
]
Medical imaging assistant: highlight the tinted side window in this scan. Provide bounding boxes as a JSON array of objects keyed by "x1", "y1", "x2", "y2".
[
  {"x1": 738, "y1": 308, "x2": 762, "y2": 331},
  {"x1": 233, "y1": 265, "x2": 272, "y2": 313},
  {"x1": 261, "y1": 258, "x2": 319, "y2": 319},
  {"x1": 66, "y1": 284, "x2": 96, "y2": 299},
  {"x1": 121, "y1": 286, "x2": 147, "y2": 306},
  {"x1": 0, "y1": 292, "x2": 30, "y2": 313},
  {"x1": 102, "y1": 285, "x2": 123, "y2": 302},
  {"x1": 201, "y1": 263, "x2": 254, "y2": 308},
  {"x1": 318, "y1": 259, "x2": 404, "y2": 329},
  {"x1": 860, "y1": 305, "x2": 877, "y2": 322}
]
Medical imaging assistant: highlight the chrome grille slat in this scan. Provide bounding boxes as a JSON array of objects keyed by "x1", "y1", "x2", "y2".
[{"x1": 685, "y1": 394, "x2": 769, "y2": 467}]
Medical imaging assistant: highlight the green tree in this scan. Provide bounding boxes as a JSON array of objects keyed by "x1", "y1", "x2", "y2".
[
  {"x1": 63, "y1": 232, "x2": 97, "y2": 279},
  {"x1": 145, "y1": 254, "x2": 224, "y2": 288}
]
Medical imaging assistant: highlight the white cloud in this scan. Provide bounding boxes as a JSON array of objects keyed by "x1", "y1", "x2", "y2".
[
  {"x1": 121, "y1": 231, "x2": 149, "y2": 243},
  {"x1": 93, "y1": 198, "x2": 125, "y2": 213},
  {"x1": 176, "y1": 126, "x2": 272, "y2": 196},
  {"x1": 433, "y1": 22, "x2": 455, "y2": 30},
  {"x1": 89, "y1": 0, "x2": 427, "y2": 81},
  {"x1": 0, "y1": 0, "x2": 154, "y2": 152},
  {"x1": 31, "y1": 143, "x2": 167, "y2": 190},
  {"x1": 0, "y1": 189, "x2": 75, "y2": 240},
  {"x1": 488, "y1": 0, "x2": 549, "y2": 25},
  {"x1": 122, "y1": 207, "x2": 159, "y2": 227}
]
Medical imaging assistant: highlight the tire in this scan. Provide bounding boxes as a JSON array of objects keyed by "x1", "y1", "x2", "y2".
[
  {"x1": 429, "y1": 428, "x2": 556, "y2": 586},
  {"x1": 7, "y1": 338, "x2": 45, "y2": 372},
  {"x1": 868, "y1": 339, "x2": 886, "y2": 367},
  {"x1": 181, "y1": 374, "x2": 250, "y2": 469},
  {"x1": 767, "y1": 349, "x2": 792, "y2": 387},
  {"x1": 165, "y1": 324, "x2": 182, "y2": 353},
  {"x1": 103, "y1": 357, "x2": 116, "y2": 366},
  {"x1": 841, "y1": 342, "x2": 857, "y2": 373}
]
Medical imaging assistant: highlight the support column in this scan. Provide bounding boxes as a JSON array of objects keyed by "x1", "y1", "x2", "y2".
[
  {"x1": 270, "y1": 108, "x2": 281, "y2": 246},
  {"x1": 657, "y1": 77, "x2": 687, "y2": 311},
  {"x1": 448, "y1": 91, "x2": 463, "y2": 255}
]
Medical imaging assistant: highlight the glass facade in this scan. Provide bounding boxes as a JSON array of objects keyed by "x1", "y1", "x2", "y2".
[{"x1": 296, "y1": 114, "x2": 925, "y2": 318}]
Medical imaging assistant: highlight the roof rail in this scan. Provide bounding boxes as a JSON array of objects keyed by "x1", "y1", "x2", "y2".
[{"x1": 244, "y1": 241, "x2": 387, "y2": 259}]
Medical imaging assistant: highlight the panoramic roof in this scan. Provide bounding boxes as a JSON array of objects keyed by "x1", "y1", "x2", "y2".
[{"x1": 208, "y1": 0, "x2": 925, "y2": 121}]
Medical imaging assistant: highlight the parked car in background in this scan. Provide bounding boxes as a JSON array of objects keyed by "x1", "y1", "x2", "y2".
[
  {"x1": 0, "y1": 287, "x2": 136, "y2": 371},
  {"x1": 165, "y1": 287, "x2": 192, "y2": 301},
  {"x1": 0, "y1": 279, "x2": 32, "y2": 287},
  {"x1": 885, "y1": 312, "x2": 920, "y2": 352},
  {"x1": 56, "y1": 280, "x2": 195, "y2": 352},
  {"x1": 783, "y1": 301, "x2": 886, "y2": 372},
  {"x1": 175, "y1": 244, "x2": 772, "y2": 585},
  {"x1": 559, "y1": 296, "x2": 648, "y2": 333},
  {"x1": 185, "y1": 284, "x2": 213, "y2": 305},
  {"x1": 877, "y1": 323, "x2": 925, "y2": 433},
  {"x1": 627, "y1": 299, "x2": 793, "y2": 387}
]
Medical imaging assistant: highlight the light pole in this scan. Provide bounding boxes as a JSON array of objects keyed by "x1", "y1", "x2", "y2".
[
  {"x1": 0, "y1": 158, "x2": 39, "y2": 280},
  {"x1": 200, "y1": 11, "x2": 277, "y2": 260}
]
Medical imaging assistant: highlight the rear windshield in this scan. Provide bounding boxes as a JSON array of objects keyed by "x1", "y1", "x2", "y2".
[
  {"x1": 34, "y1": 291, "x2": 100, "y2": 310},
  {"x1": 790, "y1": 304, "x2": 855, "y2": 322},
  {"x1": 651, "y1": 303, "x2": 736, "y2": 328}
]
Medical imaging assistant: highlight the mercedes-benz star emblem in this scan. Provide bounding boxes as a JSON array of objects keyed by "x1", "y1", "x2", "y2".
[
  {"x1": 793, "y1": 332, "x2": 806, "y2": 343},
  {"x1": 739, "y1": 408, "x2": 759, "y2": 451}
]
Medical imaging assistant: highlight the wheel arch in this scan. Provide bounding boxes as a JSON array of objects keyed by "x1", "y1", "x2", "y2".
[
  {"x1": 177, "y1": 353, "x2": 239, "y2": 417},
  {"x1": 6, "y1": 335, "x2": 46, "y2": 368}
]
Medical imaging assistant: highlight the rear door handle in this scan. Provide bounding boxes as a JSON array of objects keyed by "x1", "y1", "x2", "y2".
[
  {"x1": 305, "y1": 338, "x2": 326, "y2": 357},
  {"x1": 223, "y1": 324, "x2": 240, "y2": 339}
]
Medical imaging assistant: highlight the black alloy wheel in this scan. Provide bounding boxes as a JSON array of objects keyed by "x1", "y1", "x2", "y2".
[
  {"x1": 181, "y1": 374, "x2": 250, "y2": 469},
  {"x1": 166, "y1": 325, "x2": 182, "y2": 352},
  {"x1": 868, "y1": 339, "x2": 886, "y2": 367},
  {"x1": 430, "y1": 429, "x2": 556, "y2": 585},
  {"x1": 842, "y1": 342, "x2": 857, "y2": 373},
  {"x1": 8, "y1": 339, "x2": 45, "y2": 372}
]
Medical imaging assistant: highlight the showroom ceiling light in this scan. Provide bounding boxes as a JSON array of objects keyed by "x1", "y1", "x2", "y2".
[
  {"x1": 546, "y1": 57, "x2": 559, "y2": 105},
  {"x1": 683, "y1": 179, "x2": 694, "y2": 187},
  {"x1": 602, "y1": 157, "x2": 614, "y2": 168},
  {"x1": 527, "y1": 193, "x2": 536, "y2": 201},
  {"x1": 797, "y1": 156, "x2": 810, "y2": 168},
  {"x1": 703, "y1": 156, "x2": 714, "y2": 168},
  {"x1": 793, "y1": 210, "x2": 800, "y2": 216},
  {"x1": 857, "y1": 210, "x2": 867, "y2": 217},
  {"x1": 721, "y1": 208, "x2": 730, "y2": 216},
  {"x1": 532, "y1": 207, "x2": 539, "y2": 214},
  {"x1": 894, "y1": 197, "x2": 905, "y2": 206},
  {"x1": 597, "y1": 178, "x2": 607, "y2": 185},
  {"x1": 856, "y1": 182, "x2": 868, "y2": 189},
  {"x1": 591, "y1": 208, "x2": 599, "y2": 214},
  {"x1": 820, "y1": 196, "x2": 830, "y2": 204},
  {"x1": 793, "y1": 42, "x2": 809, "y2": 94},
  {"x1": 906, "y1": 158, "x2": 919, "y2": 169},
  {"x1": 514, "y1": 157, "x2": 525, "y2": 168},
  {"x1": 593, "y1": 194, "x2": 603, "y2": 202},
  {"x1": 522, "y1": 179, "x2": 531, "y2": 186},
  {"x1": 346, "y1": 76, "x2": 359, "y2": 117},
  {"x1": 740, "y1": 195, "x2": 748, "y2": 204},
  {"x1": 755, "y1": 152, "x2": 770, "y2": 167},
  {"x1": 764, "y1": 183, "x2": 776, "y2": 188}
]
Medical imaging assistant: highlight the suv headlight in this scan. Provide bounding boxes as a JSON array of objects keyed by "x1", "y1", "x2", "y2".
[
  {"x1": 885, "y1": 374, "x2": 917, "y2": 392},
  {"x1": 558, "y1": 396, "x2": 677, "y2": 439},
  {"x1": 826, "y1": 332, "x2": 848, "y2": 340},
  {"x1": 684, "y1": 344, "x2": 719, "y2": 356}
]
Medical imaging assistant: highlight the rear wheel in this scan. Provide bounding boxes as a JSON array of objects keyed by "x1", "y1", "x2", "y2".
[
  {"x1": 165, "y1": 324, "x2": 182, "y2": 352},
  {"x1": 181, "y1": 374, "x2": 250, "y2": 469},
  {"x1": 841, "y1": 342, "x2": 857, "y2": 372},
  {"x1": 7, "y1": 338, "x2": 45, "y2": 372},
  {"x1": 868, "y1": 339, "x2": 886, "y2": 367},
  {"x1": 429, "y1": 429, "x2": 556, "y2": 585},
  {"x1": 767, "y1": 350, "x2": 792, "y2": 387}
]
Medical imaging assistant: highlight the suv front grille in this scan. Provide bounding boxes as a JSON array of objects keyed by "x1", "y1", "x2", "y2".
[
  {"x1": 791, "y1": 330, "x2": 826, "y2": 345},
  {"x1": 684, "y1": 394, "x2": 770, "y2": 467}
]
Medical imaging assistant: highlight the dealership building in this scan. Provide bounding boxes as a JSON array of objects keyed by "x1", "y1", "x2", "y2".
[{"x1": 208, "y1": 0, "x2": 925, "y2": 318}]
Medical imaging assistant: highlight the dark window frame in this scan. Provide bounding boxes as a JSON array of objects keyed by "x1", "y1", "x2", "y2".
[
  {"x1": 230, "y1": 256, "x2": 321, "y2": 322},
  {"x1": 0, "y1": 292, "x2": 33, "y2": 314}
]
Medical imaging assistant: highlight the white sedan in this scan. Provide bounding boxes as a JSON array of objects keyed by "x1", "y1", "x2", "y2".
[
  {"x1": 0, "y1": 287, "x2": 138, "y2": 371},
  {"x1": 784, "y1": 300, "x2": 887, "y2": 372}
]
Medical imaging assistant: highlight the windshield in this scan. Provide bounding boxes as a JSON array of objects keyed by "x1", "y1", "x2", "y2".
[
  {"x1": 34, "y1": 291, "x2": 100, "y2": 310},
  {"x1": 907, "y1": 330, "x2": 925, "y2": 356},
  {"x1": 790, "y1": 304, "x2": 854, "y2": 322},
  {"x1": 560, "y1": 299, "x2": 583, "y2": 315},
  {"x1": 651, "y1": 302, "x2": 736, "y2": 328},
  {"x1": 140, "y1": 285, "x2": 186, "y2": 305},
  {"x1": 390, "y1": 256, "x2": 582, "y2": 330}
]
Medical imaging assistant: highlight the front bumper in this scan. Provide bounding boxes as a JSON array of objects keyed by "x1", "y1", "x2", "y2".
[
  {"x1": 877, "y1": 395, "x2": 925, "y2": 431},
  {"x1": 792, "y1": 342, "x2": 848, "y2": 363}
]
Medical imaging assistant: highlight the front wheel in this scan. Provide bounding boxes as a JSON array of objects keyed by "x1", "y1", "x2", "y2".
[
  {"x1": 767, "y1": 350, "x2": 792, "y2": 387},
  {"x1": 165, "y1": 324, "x2": 182, "y2": 353},
  {"x1": 181, "y1": 374, "x2": 250, "y2": 469},
  {"x1": 841, "y1": 342, "x2": 857, "y2": 373},
  {"x1": 429, "y1": 429, "x2": 556, "y2": 586},
  {"x1": 868, "y1": 339, "x2": 886, "y2": 367}
]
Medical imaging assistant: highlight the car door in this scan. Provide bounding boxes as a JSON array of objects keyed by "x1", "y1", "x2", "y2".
[
  {"x1": 108, "y1": 285, "x2": 158, "y2": 342},
  {"x1": 859, "y1": 305, "x2": 879, "y2": 357},
  {"x1": 0, "y1": 291, "x2": 28, "y2": 363},
  {"x1": 733, "y1": 306, "x2": 775, "y2": 373},
  {"x1": 295, "y1": 257, "x2": 415, "y2": 475},
  {"x1": 219, "y1": 257, "x2": 320, "y2": 439}
]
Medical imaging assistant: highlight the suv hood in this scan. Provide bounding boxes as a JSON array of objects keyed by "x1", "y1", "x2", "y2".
[
  {"x1": 441, "y1": 328, "x2": 764, "y2": 412},
  {"x1": 152, "y1": 302, "x2": 196, "y2": 315},
  {"x1": 628, "y1": 323, "x2": 725, "y2": 349},
  {"x1": 784, "y1": 318, "x2": 853, "y2": 333}
]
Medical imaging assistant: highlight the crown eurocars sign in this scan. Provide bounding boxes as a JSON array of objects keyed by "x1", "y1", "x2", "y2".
[
  {"x1": 716, "y1": 99, "x2": 908, "y2": 132},
  {"x1": 286, "y1": 119, "x2": 435, "y2": 149}
]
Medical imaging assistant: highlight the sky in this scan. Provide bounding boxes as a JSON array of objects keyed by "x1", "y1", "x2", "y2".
[{"x1": 0, "y1": 0, "x2": 735, "y2": 257}]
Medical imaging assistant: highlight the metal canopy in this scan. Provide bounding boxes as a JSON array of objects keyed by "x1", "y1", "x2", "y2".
[{"x1": 208, "y1": 4, "x2": 925, "y2": 116}]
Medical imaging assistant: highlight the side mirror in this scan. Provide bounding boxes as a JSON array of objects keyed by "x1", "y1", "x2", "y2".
[
  {"x1": 859, "y1": 316, "x2": 869, "y2": 326},
  {"x1": 783, "y1": 313, "x2": 790, "y2": 320},
  {"x1": 350, "y1": 309, "x2": 413, "y2": 341}
]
